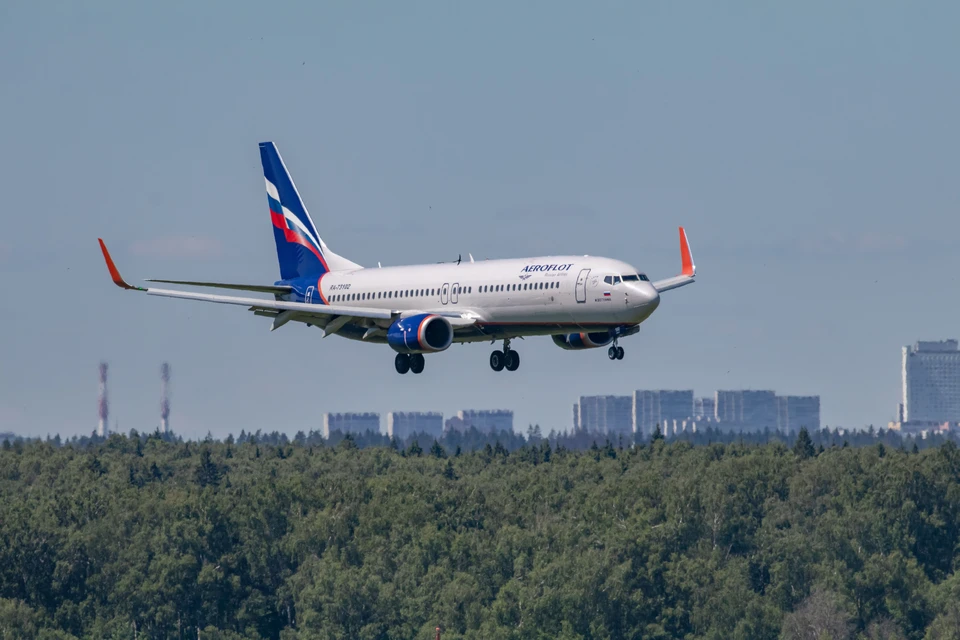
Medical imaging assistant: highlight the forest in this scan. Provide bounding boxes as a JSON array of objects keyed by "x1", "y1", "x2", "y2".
[{"x1": 1, "y1": 428, "x2": 960, "y2": 639}]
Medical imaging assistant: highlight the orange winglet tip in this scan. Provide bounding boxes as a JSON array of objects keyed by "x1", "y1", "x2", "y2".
[
  {"x1": 679, "y1": 226, "x2": 695, "y2": 277},
  {"x1": 98, "y1": 239, "x2": 138, "y2": 290}
]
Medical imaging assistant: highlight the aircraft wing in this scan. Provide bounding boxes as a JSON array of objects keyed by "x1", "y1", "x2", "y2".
[
  {"x1": 145, "y1": 279, "x2": 294, "y2": 295},
  {"x1": 653, "y1": 226, "x2": 696, "y2": 293},
  {"x1": 100, "y1": 239, "x2": 398, "y2": 328}
]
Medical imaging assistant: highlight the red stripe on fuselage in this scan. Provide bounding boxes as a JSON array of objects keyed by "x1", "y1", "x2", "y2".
[{"x1": 316, "y1": 273, "x2": 329, "y2": 304}]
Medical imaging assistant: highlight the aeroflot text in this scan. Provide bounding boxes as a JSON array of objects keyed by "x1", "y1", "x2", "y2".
[{"x1": 520, "y1": 263, "x2": 574, "y2": 273}]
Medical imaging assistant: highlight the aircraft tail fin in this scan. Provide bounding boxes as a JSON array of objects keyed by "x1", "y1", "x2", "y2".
[{"x1": 259, "y1": 142, "x2": 361, "y2": 280}]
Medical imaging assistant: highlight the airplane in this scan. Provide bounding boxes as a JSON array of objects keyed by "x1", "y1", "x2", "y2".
[{"x1": 98, "y1": 142, "x2": 696, "y2": 375}]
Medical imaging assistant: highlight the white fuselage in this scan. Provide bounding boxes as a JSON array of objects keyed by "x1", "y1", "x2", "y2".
[{"x1": 297, "y1": 255, "x2": 661, "y2": 342}]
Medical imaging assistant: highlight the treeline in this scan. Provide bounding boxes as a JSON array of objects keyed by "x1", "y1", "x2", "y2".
[
  {"x1": 2, "y1": 432, "x2": 960, "y2": 639},
  {"x1": 16, "y1": 422, "x2": 953, "y2": 455}
]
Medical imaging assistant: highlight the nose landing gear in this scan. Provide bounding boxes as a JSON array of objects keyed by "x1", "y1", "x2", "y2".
[{"x1": 490, "y1": 339, "x2": 520, "y2": 372}]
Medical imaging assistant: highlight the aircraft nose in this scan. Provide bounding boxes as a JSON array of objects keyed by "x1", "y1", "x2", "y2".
[{"x1": 640, "y1": 283, "x2": 660, "y2": 309}]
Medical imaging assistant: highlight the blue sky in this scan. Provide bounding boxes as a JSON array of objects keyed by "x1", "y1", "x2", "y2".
[{"x1": 1, "y1": 1, "x2": 958, "y2": 438}]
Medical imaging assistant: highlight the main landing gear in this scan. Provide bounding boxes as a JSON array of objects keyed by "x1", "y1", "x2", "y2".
[
  {"x1": 608, "y1": 340, "x2": 625, "y2": 361},
  {"x1": 395, "y1": 353, "x2": 425, "y2": 374},
  {"x1": 490, "y1": 339, "x2": 520, "y2": 372}
]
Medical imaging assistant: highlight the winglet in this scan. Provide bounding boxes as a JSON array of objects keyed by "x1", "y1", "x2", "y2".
[
  {"x1": 98, "y1": 239, "x2": 141, "y2": 290},
  {"x1": 679, "y1": 226, "x2": 695, "y2": 277}
]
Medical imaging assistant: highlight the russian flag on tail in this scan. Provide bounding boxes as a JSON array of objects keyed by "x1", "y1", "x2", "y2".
[{"x1": 260, "y1": 142, "x2": 330, "y2": 280}]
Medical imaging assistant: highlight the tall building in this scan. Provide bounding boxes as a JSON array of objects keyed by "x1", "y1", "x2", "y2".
[
  {"x1": 386, "y1": 412, "x2": 443, "y2": 439},
  {"x1": 694, "y1": 397, "x2": 715, "y2": 420},
  {"x1": 776, "y1": 396, "x2": 820, "y2": 432},
  {"x1": 632, "y1": 390, "x2": 694, "y2": 436},
  {"x1": 902, "y1": 340, "x2": 960, "y2": 422},
  {"x1": 715, "y1": 390, "x2": 777, "y2": 431},
  {"x1": 572, "y1": 403, "x2": 581, "y2": 431},
  {"x1": 578, "y1": 395, "x2": 633, "y2": 435},
  {"x1": 456, "y1": 410, "x2": 514, "y2": 433},
  {"x1": 322, "y1": 412, "x2": 380, "y2": 438},
  {"x1": 714, "y1": 390, "x2": 742, "y2": 423},
  {"x1": 742, "y1": 390, "x2": 777, "y2": 430}
]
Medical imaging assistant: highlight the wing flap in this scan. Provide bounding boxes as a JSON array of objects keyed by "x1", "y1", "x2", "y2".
[
  {"x1": 146, "y1": 279, "x2": 293, "y2": 294},
  {"x1": 145, "y1": 287, "x2": 394, "y2": 320}
]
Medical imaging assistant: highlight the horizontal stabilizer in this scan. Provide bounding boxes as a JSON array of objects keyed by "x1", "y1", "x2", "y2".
[{"x1": 146, "y1": 279, "x2": 293, "y2": 295}]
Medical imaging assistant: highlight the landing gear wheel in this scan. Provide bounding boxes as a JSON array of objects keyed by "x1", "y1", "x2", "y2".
[
  {"x1": 395, "y1": 353, "x2": 410, "y2": 374},
  {"x1": 505, "y1": 350, "x2": 520, "y2": 371},
  {"x1": 608, "y1": 346, "x2": 618, "y2": 360},
  {"x1": 616, "y1": 346, "x2": 625, "y2": 360},
  {"x1": 410, "y1": 353, "x2": 425, "y2": 374},
  {"x1": 490, "y1": 350, "x2": 505, "y2": 372}
]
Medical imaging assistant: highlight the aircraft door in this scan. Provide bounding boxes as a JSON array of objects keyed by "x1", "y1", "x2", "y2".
[
  {"x1": 451, "y1": 283, "x2": 459, "y2": 304},
  {"x1": 575, "y1": 269, "x2": 590, "y2": 303},
  {"x1": 441, "y1": 283, "x2": 449, "y2": 305}
]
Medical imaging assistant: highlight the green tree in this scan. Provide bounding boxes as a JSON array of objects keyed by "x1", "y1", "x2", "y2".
[{"x1": 793, "y1": 428, "x2": 816, "y2": 459}]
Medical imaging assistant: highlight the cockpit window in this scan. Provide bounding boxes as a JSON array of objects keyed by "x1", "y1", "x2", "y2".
[
  {"x1": 622, "y1": 274, "x2": 639, "y2": 282},
  {"x1": 603, "y1": 276, "x2": 613, "y2": 285},
  {"x1": 613, "y1": 276, "x2": 621, "y2": 285}
]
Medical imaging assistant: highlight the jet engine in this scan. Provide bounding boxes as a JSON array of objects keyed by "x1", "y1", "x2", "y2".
[
  {"x1": 387, "y1": 314, "x2": 454, "y2": 354},
  {"x1": 551, "y1": 331, "x2": 615, "y2": 350}
]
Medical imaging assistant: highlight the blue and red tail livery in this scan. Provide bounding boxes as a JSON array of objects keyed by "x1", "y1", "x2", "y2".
[{"x1": 260, "y1": 141, "x2": 332, "y2": 280}]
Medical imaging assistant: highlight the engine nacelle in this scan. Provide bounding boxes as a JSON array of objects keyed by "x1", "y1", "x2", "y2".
[
  {"x1": 387, "y1": 314, "x2": 453, "y2": 354},
  {"x1": 552, "y1": 331, "x2": 615, "y2": 350}
]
